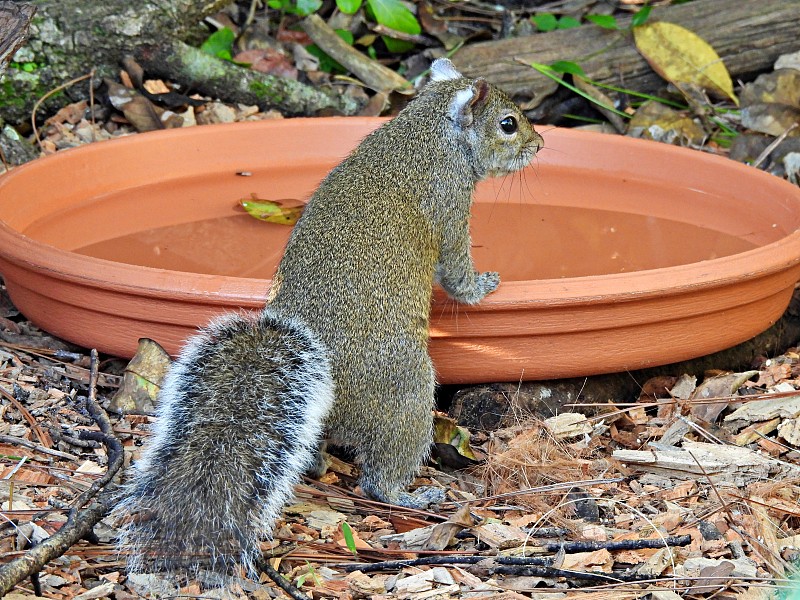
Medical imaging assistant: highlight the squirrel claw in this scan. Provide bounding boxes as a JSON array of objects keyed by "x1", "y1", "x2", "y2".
[{"x1": 477, "y1": 271, "x2": 500, "y2": 295}]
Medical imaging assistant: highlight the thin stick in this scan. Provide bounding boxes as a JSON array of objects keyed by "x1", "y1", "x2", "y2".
[
  {"x1": 0, "y1": 435, "x2": 78, "y2": 461},
  {"x1": 344, "y1": 536, "x2": 692, "y2": 573},
  {"x1": 257, "y1": 558, "x2": 311, "y2": 600},
  {"x1": 0, "y1": 386, "x2": 52, "y2": 448},
  {"x1": 753, "y1": 123, "x2": 799, "y2": 169},
  {"x1": 31, "y1": 70, "x2": 95, "y2": 150},
  {"x1": 71, "y1": 349, "x2": 123, "y2": 511},
  {"x1": 89, "y1": 69, "x2": 96, "y2": 143}
]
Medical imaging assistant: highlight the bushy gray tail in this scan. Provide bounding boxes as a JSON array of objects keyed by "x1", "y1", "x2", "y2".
[{"x1": 113, "y1": 309, "x2": 334, "y2": 578}]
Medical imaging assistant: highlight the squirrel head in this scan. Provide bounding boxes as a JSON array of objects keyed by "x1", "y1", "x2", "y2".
[{"x1": 428, "y1": 58, "x2": 544, "y2": 179}]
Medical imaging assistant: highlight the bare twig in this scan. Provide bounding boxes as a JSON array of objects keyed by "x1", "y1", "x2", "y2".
[
  {"x1": 0, "y1": 434, "x2": 78, "y2": 461},
  {"x1": 31, "y1": 70, "x2": 95, "y2": 150},
  {"x1": 753, "y1": 123, "x2": 799, "y2": 169},
  {"x1": 71, "y1": 349, "x2": 123, "y2": 511},
  {"x1": 257, "y1": 558, "x2": 311, "y2": 600},
  {"x1": 0, "y1": 386, "x2": 52, "y2": 448},
  {"x1": 0, "y1": 349, "x2": 123, "y2": 596},
  {"x1": 344, "y1": 536, "x2": 692, "y2": 573},
  {"x1": 302, "y1": 14, "x2": 412, "y2": 93}
]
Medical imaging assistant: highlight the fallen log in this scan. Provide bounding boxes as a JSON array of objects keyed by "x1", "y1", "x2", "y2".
[
  {"x1": 0, "y1": 0, "x2": 359, "y2": 124},
  {"x1": 134, "y1": 39, "x2": 360, "y2": 117},
  {"x1": 0, "y1": 2, "x2": 35, "y2": 79},
  {"x1": 451, "y1": 0, "x2": 800, "y2": 108}
]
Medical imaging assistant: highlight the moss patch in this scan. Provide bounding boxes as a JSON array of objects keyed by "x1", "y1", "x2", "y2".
[{"x1": 248, "y1": 80, "x2": 284, "y2": 104}]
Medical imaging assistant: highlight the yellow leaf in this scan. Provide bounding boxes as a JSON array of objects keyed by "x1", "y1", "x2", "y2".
[
  {"x1": 240, "y1": 195, "x2": 304, "y2": 225},
  {"x1": 433, "y1": 414, "x2": 478, "y2": 461},
  {"x1": 634, "y1": 21, "x2": 738, "y2": 106}
]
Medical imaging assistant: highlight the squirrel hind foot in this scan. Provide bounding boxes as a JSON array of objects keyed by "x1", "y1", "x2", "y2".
[{"x1": 362, "y1": 482, "x2": 445, "y2": 509}]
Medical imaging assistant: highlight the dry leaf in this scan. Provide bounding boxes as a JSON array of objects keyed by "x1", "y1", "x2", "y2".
[
  {"x1": 44, "y1": 101, "x2": 88, "y2": 126},
  {"x1": 105, "y1": 79, "x2": 182, "y2": 131},
  {"x1": 560, "y1": 548, "x2": 613, "y2": 572},
  {"x1": 433, "y1": 413, "x2": 479, "y2": 466},
  {"x1": 233, "y1": 48, "x2": 298, "y2": 80},
  {"x1": 689, "y1": 370, "x2": 758, "y2": 423},
  {"x1": 627, "y1": 100, "x2": 705, "y2": 145},
  {"x1": 424, "y1": 504, "x2": 473, "y2": 550},
  {"x1": 419, "y1": 1, "x2": 447, "y2": 35},
  {"x1": 107, "y1": 338, "x2": 171, "y2": 414},
  {"x1": 634, "y1": 21, "x2": 738, "y2": 105}
]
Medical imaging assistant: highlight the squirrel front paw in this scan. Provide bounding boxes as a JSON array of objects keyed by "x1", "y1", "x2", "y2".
[
  {"x1": 439, "y1": 269, "x2": 501, "y2": 304},
  {"x1": 458, "y1": 271, "x2": 500, "y2": 304},
  {"x1": 477, "y1": 271, "x2": 500, "y2": 295}
]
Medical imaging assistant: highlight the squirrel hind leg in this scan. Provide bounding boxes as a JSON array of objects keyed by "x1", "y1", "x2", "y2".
[
  {"x1": 355, "y1": 370, "x2": 441, "y2": 509},
  {"x1": 359, "y1": 439, "x2": 444, "y2": 509}
]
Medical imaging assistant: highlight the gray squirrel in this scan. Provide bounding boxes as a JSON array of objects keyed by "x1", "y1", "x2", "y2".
[{"x1": 114, "y1": 58, "x2": 544, "y2": 579}]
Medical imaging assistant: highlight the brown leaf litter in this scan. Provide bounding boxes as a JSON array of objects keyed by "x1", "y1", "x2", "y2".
[{"x1": 0, "y1": 280, "x2": 800, "y2": 598}]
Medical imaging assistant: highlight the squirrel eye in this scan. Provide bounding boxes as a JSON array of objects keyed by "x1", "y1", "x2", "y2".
[{"x1": 499, "y1": 115, "x2": 518, "y2": 134}]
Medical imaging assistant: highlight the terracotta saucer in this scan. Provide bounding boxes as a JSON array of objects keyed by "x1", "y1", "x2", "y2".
[{"x1": 1, "y1": 119, "x2": 799, "y2": 382}]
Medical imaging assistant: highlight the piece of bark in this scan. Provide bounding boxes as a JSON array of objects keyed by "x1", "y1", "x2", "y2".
[
  {"x1": 451, "y1": 0, "x2": 800, "y2": 108},
  {"x1": 725, "y1": 394, "x2": 800, "y2": 423},
  {"x1": 0, "y1": 2, "x2": 35, "y2": 78},
  {"x1": 449, "y1": 288, "x2": 800, "y2": 428},
  {"x1": 0, "y1": 116, "x2": 38, "y2": 172},
  {"x1": 301, "y1": 14, "x2": 411, "y2": 93},
  {"x1": 135, "y1": 39, "x2": 361, "y2": 116},
  {"x1": 612, "y1": 441, "x2": 800, "y2": 485}
]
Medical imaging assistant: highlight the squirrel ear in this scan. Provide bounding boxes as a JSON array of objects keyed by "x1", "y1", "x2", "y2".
[
  {"x1": 469, "y1": 79, "x2": 491, "y2": 110},
  {"x1": 447, "y1": 78, "x2": 491, "y2": 128},
  {"x1": 430, "y1": 58, "x2": 462, "y2": 82}
]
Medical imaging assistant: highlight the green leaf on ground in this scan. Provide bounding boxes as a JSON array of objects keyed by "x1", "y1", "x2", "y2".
[
  {"x1": 586, "y1": 14, "x2": 619, "y2": 29},
  {"x1": 557, "y1": 16, "x2": 581, "y2": 29},
  {"x1": 200, "y1": 28, "x2": 235, "y2": 61},
  {"x1": 631, "y1": 5, "x2": 652, "y2": 27},
  {"x1": 550, "y1": 60, "x2": 586, "y2": 77},
  {"x1": 340, "y1": 521, "x2": 358, "y2": 556},
  {"x1": 367, "y1": 0, "x2": 421, "y2": 34},
  {"x1": 531, "y1": 13, "x2": 558, "y2": 32},
  {"x1": 336, "y1": 0, "x2": 363, "y2": 14},
  {"x1": 532, "y1": 13, "x2": 581, "y2": 31}
]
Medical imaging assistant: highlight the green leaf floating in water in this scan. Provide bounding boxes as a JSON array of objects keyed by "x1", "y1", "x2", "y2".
[{"x1": 240, "y1": 196, "x2": 305, "y2": 225}]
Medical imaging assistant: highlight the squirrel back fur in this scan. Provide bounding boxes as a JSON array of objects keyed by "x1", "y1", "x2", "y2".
[{"x1": 115, "y1": 58, "x2": 543, "y2": 581}]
